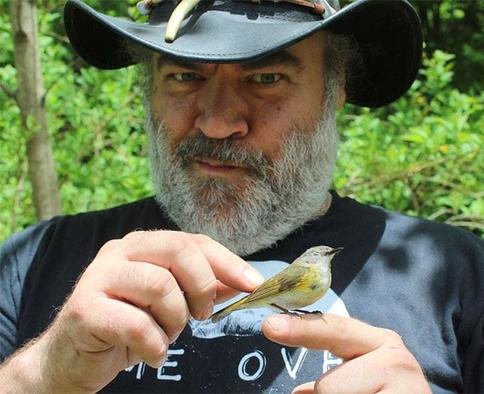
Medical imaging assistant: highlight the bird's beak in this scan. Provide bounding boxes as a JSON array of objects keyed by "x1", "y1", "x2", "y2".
[{"x1": 327, "y1": 247, "x2": 344, "y2": 256}]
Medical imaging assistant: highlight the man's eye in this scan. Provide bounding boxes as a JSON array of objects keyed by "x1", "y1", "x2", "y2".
[
  {"x1": 173, "y1": 72, "x2": 202, "y2": 82},
  {"x1": 251, "y1": 73, "x2": 282, "y2": 84}
]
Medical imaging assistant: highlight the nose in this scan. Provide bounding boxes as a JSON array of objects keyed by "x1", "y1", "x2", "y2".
[{"x1": 194, "y1": 75, "x2": 249, "y2": 140}]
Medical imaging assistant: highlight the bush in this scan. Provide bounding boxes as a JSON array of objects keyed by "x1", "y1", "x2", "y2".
[{"x1": 334, "y1": 50, "x2": 483, "y2": 236}]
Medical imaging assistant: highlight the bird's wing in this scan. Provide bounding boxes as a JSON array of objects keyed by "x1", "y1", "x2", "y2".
[{"x1": 243, "y1": 265, "x2": 310, "y2": 303}]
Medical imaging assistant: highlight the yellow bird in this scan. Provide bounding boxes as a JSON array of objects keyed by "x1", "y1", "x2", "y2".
[{"x1": 210, "y1": 245, "x2": 342, "y2": 322}]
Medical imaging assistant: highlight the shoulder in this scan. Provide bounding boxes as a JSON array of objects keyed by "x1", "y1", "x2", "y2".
[
  {"x1": 363, "y1": 203, "x2": 484, "y2": 298},
  {"x1": 333, "y1": 193, "x2": 482, "y2": 253},
  {"x1": 35, "y1": 197, "x2": 174, "y2": 258},
  {"x1": 58, "y1": 196, "x2": 164, "y2": 228},
  {"x1": 376, "y1": 205, "x2": 483, "y2": 258},
  {"x1": 0, "y1": 216, "x2": 58, "y2": 271},
  {"x1": 51, "y1": 196, "x2": 172, "y2": 235},
  {"x1": 1, "y1": 196, "x2": 172, "y2": 270},
  {"x1": 327, "y1": 193, "x2": 483, "y2": 280}
]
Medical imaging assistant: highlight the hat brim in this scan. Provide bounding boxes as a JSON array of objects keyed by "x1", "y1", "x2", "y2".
[{"x1": 64, "y1": 0, "x2": 422, "y2": 108}]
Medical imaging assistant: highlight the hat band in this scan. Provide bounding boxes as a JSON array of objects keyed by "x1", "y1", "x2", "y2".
[
  {"x1": 137, "y1": 0, "x2": 328, "y2": 15},
  {"x1": 137, "y1": 0, "x2": 333, "y2": 42}
]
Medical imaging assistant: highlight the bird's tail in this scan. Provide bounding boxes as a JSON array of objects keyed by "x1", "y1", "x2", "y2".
[{"x1": 210, "y1": 294, "x2": 250, "y2": 323}]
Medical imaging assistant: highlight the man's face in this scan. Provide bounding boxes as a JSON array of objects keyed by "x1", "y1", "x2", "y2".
[{"x1": 147, "y1": 32, "x2": 345, "y2": 255}]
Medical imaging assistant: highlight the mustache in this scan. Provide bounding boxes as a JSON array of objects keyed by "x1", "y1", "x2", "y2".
[{"x1": 175, "y1": 133, "x2": 272, "y2": 176}]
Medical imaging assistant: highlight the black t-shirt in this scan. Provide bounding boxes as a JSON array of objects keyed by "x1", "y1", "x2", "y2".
[{"x1": 0, "y1": 193, "x2": 483, "y2": 393}]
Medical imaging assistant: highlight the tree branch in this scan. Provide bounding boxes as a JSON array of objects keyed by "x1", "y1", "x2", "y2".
[
  {"x1": 340, "y1": 149, "x2": 479, "y2": 192},
  {"x1": 76, "y1": 92, "x2": 139, "y2": 162},
  {"x1": 44, "y1": 57, "x2": 84, "y2": 99},
  {"x1": 43, "y1": 31, "x2": 70, "y2": 44}
]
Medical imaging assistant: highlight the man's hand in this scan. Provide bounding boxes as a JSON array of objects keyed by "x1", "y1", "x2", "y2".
[
  {"x1": 1, "y1": 230, "x2": 263, "y2": 393},
  {"x1": 262, "y1": 313, "x2": 431, "y2": 394}
]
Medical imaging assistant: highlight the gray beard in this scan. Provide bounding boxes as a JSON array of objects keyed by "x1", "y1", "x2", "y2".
[{"x1": 146, "y1": 102, "x2": 339, "y2": 256}]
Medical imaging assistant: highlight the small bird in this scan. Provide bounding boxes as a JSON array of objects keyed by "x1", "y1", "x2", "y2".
[{"x1": 210, "y1": 245, "x2": 342, "y2": 322}]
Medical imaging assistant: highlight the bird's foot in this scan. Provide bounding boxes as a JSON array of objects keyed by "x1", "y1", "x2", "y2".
[{"x1": 288, "y1": 309, "x2": 326, "y2": 321}]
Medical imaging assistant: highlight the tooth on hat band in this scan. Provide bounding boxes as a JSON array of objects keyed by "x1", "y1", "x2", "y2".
[{"x1": 165, "y1": 0, "x2": 201, "y2": 42}]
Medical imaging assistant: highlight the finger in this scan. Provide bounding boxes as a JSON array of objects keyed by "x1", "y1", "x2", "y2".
[
  {"x1": 106, "y1": 231, "x2": 263, "y2": 318},
  {"x1": 312, "y1": 347, "x2": 426, "y2": 394},
  {"x1": 100, "y1": 231, "x2": 220, "y2": 319},
  {"x1": 96, "y1": 231, "x2": 263, "y2": 319},
  {"x1": 192, "y1": 233, "x2": 265, "y2": 291},
  {"x1": 99, "y1": 260, "x2": 190, "y2": 341},
  {"x1": 79, "y1": 297, "x2": 169, "y2": 368},
  {"x1": 215, "y1": 281, "x2": 245, "y2": 303},
  {"x1": 113, "y1": 231, "x2": 264, "y2": 292},
  {"x1": 313, "y1": 355, "x2": 383, "y2": 394},
  {"x1": 262, "y1": 313, "x2": 404, "y2": 359}
]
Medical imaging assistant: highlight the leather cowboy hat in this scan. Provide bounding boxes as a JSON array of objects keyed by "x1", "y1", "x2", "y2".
[{"x1": 64, "y1": 0, "x2": 422, "y2": 108}]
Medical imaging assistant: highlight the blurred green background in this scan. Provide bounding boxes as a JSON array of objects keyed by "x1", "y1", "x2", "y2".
[{"x1": 0, "y1": 0, "x2": 482, "y2": 242}]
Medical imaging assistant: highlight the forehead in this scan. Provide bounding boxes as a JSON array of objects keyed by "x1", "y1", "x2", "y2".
[{"x1": 154, "y1": 31, "x2": 327, "y2": 71}]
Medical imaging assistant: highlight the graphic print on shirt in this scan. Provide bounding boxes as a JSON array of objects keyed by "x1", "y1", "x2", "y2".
[
  {"x1": 122, "y1": 259, "x2": 350, "y2": 391},
  {"x1": 190, "y1": 260, "x2": 349, "y2": 338}
]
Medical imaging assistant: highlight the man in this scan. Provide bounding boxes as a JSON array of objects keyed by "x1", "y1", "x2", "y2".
[{"x1": 0, "y1": 0, "x2": 482, "y2": 392}]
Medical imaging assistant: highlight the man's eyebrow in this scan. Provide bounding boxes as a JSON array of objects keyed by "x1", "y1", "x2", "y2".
[{"x1": 240, "y1": 50, "x2": 304, "y2": 71}]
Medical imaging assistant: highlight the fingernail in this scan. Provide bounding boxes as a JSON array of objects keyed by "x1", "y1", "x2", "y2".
[
  {"x1": 244, "y1": 267, "x2": 265, "y2": 286},
  {"x1": 267, "y1": 315, "x2": 289, "y2": 333}
]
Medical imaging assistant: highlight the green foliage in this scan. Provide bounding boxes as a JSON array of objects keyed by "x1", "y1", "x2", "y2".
[
  {"x1": 0, "y1": 0, "x2": 482, "y2": 242},
  {"x1": 335, "y1": 50, "x2": 483, "y2": 235},
  {"x1": 411, "y1": 0, "x2": 484, "y2": 92},
  {"x1": 0, "y1": 0, "x2": 152, "y2": 241}
]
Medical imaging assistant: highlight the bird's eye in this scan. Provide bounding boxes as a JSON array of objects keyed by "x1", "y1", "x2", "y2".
[
  {"x1": 173, "y1": 72, "x2": 203, "y2": 82},
  {"x1": 251, "y1": 73, "x2": 282, "y2": 84}
]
